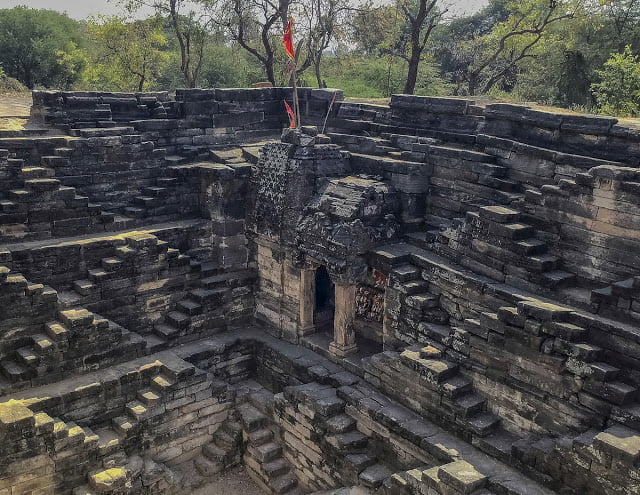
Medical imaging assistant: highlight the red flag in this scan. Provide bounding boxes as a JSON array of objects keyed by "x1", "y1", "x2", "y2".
[
  {"x1": 284, "y1": 101, "x2": 296, "y2": 128},
  {"x1": 282, "y1": 18, "x2": 295, "y2": 60}
]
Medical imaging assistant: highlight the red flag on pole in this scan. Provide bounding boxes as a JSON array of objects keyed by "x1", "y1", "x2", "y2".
[
  {"x1": 282, "y1": 18, "x2": 295, "y2": 60},
  {"x1": 284, "y1": 101, "x2": 296, "y2": 128}
]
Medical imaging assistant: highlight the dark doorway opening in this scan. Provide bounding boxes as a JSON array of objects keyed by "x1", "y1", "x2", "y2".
[{"x1": 314, "y1": 266, "x2": 334, "y2": 332}]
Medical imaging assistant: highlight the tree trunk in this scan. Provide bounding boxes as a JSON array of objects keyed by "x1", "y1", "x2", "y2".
[
  {"x1": 314, "y1": 55, "x2": 324, "y2": 88},
  {"x1": 265, "y1": 57, "x2": 276, "y2": 86},
  {"x1": 467, "y1": 73, "x2": 478, "y2": 96},
  {"x1": 404, "y1": 42, "x2": 421, "y2": 94}
]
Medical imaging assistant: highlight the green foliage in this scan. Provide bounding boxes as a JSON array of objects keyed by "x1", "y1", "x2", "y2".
[
  {"x1": 84, "y1": 16, "x2": 171, "y2": 92},
  {"x1": 322, "y1": 55, "x2": 449, "y2": 98},
  {"x1": 592, "y1": 46, "x2": 640, "y2": 116},
  {"x1": 0, "y1": 72, "x2": 28, "y2": 95},
  {"x1": 0, "y1": 7, "x2": 86, "y2": 89}
]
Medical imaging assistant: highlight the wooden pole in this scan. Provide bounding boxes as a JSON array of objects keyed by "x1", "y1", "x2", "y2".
[{"x1": 292, "y1": 28, "x2": 301, "y2": 128}]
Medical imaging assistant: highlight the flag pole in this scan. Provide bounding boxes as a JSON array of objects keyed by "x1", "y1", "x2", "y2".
[
  {"x1": 283, "y1": 17, "x2": 300, "y2": 129},
  {"x1": 292, "y1": 24, "x2": 301, "y2": 128}
]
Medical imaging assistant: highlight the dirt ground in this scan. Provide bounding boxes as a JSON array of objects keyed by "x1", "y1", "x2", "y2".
[
  {"x1": 0, "y1": 95, "x2": 31, "y2": 130},
  {"x1": 191, "y1": 466, "x2": 266, "y2": 495}
]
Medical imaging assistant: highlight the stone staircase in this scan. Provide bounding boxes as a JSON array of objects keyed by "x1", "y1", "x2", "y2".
[
  {"x1": 363, "y1": 345, "x2": 502, "y2": 442},
  {"x1": 0, "y1": 149, "x2": 116, "y2": 242},
  {"x1": 69, "y1": 367, "x2": 193, "y2": 495},
  {"x1": 195, "y1": 414, "x2": 243, "y2": 477},
  {"x1": 152, "y1": 263, "x2": 255, "y2": 346},
  {"x1": 420, "y1": 205, "x2": 576, "y2": 293},
  {"x1": 0, "y1": 307, "x2": 144, "y2": 389},
  {"x1": 280, "y1": 382, "x2": 396, "y2": 491},
  {"x1": 239, "y1": 402, "x2": 301, "y2": 494}
]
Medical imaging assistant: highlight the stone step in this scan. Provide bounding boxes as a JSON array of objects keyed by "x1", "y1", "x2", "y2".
[
  {"x1": 24, "y1": 178, "x2": 62, "y2": 192},
  {"x1": 16, "y1": 346, "x2": 40, "y2": 368},
  {"x1": 554, "y1": 341, "x2": 603, "y2": 362},
  {"x1": 21, "y1": 167, "x2": 55, "y2": 179},
  {"x1": 88, "y1": 467, "x2": 129, "y2": 493},
  {"x1": 249, "y1": 428, "x2": 274, "y2": 447},
  {"x1": 112, "y1": 415, "x2": 137, "y2": 436},
  {"x1": 31, "y1": 333, "x2": 55, "y2": 355},
  {"x1": 239, "y1": 404, "x2": 269, "y2": 433},
  {"x1": 101, "y1": 257, "x2": 123, "y2": 272},
  {"x1": 7, "y1": 189, "x2": 35, "y2": 202},
  {"x1": 142, "y1": 186, "x2": 168, "y2": 197},
  {"x1": 440, "y1": 375, "x2": 474, "y2": 399},
  {"x1": 359, "y1": 463, "x2": 393, "y2": 489},
  {"x1": 126, "y1": 400, "x2": 154, "y2": 421},
  {"x1": 478, "y1": 206, "x2": 520, "y2": 223},
  {"x1": 400, "y1": 280, "x2": 429, "y2": 295},
  {"x1": 479, "y1": 176, "x2": 520, "y2": 192},
  {"x1": 399, "y1": 349, "x2": 459, "y2": 383},
  {"x1": 88, "y1": 268, "x2": 111, "y2": 283},
  {"x1": 263, "y1": 457, "x2": 290, "y2": 478},
  {"x1": 203, "y1": 443, "x2": 227, "y2": 462},
  {"x1": 326, "y1": 431, "x2": 368, "y2": 453},
  {"x1": 54, "y1": 147, "x2": 75, "y2": 157},
  {"x1": 541, "y1": 270, "x2": 576, "y2": 289},
  {"x1": 476, "y1": 430, "x2": 521, "y2": 463},
  {"x1": 0, "y1": 359, "x2": 34, "y2": 382},
  {"x1": 344, "y1": 452, "x2": 377, "y2": 477},
  {"x1": 45, "y1": 321, "x2": 70, "y2": 341},
  {"x1": 189, "y1": 288, "x2": 226, "y2": 304},
  {"x1": 134, "y1": 196, "x2": 162, "y2": 208},
  {"x1": 166, "y1": 310, "x2": 190, "y2": 329},
  {"x1": 390, "y1": 263, "x2": 422, "y2": 282},
  {"x1": 195, "y1": 455, "x2": 224, "y2": 477},
  {"x1": 589, "y1": 362, "x2": 621, "y2": 382},
  {"x1": 94, "y1": 427, "x2": 123, "y2": 456},
  {"x1": 526, "y1": 254, "x2": 558, "y2": 272},
  {"x1": 269, "y1": 474, "x2": 297, "y2": 494},
  {"x1": 583, "y1": 380, "x2": 638, "y2": 406},
  {"x1": 41, "y1": 155, "x2": 70, "y2": 168},
  {"x1": 453, "y1": 393, "x2": 486, "y2": 418},
  {"x1": 176, "y1": 298, "x2": 202, "y2": 316},
  {"x1": 142, "y1": 334, "x2": 167, "y2": 353},
  {"x1": 137, "y1": 389, "x2": 162, "y2": 406},
  {"x1": 150, "y1": 374, "x2": 175, "y2": 393},
  {"x1": 542, "y1": 321, "x2": 586, "y2": 341},
  {"x1": 156, "y1": 177, "x2": 179, "y2": 187},
  {"x1": 73, "y1": 279, "x2": 97, "y2": 296},
  {"x1": 514, "y1": 238, "x2": 548, "y2": 256},
  {"x1": 123, "y1": 206, "x2": 146, "y2": 218},
  {"x1": 165, "y1": 155, "x2": 190, "y2": 165},
  {"x1": 250, "y1": 441, "x2": 282, "y2": 463},
  {"x1": 213, "y1": 428, "x2": 238, "y2": 450},
  {"x1": 76, "y1": 127, "x2": 134, "y2": 138},
  {"x1": 325, "y1": 413, "x2": 357, "y2": 434},
  {"x1": 0, "y1": 200, "x2": 22, "y2": 213},
  {"x1": 154, "y1": 323, "x2": 180, "y2": 339},
  {"x1": 467, "y1": 412, "x2": 501, "y2": 437}
]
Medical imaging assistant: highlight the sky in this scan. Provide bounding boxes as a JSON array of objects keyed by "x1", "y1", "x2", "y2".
[{"x1": 2, "y1": 0, "x2": 489, "y2": 19}]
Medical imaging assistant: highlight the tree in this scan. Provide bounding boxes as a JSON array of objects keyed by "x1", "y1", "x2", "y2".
[
  {"x1": 450, "y1": 0, "x2": 583, "y2": 95},
  {"x1": 86, "y1": 16, "x2": 171, "y2": 92},
  {"x1": 399, "y1": 0, "x2": 445, "y2": 94},
  {"x1": 0, "y1": 7, "x2": 86, "y2": 89},
  {"x1": 120, "y1": 0, "x2": 210, "y2": 87},
  {"x1": 207, "y1": 0, "x2": 291, "y2": 85},
  {"x1": 295, "y1": 0, "x2": 351, "y2": 87},
  {"x1": 592, "y1": 45, "x2": 640, "y2": 116}
]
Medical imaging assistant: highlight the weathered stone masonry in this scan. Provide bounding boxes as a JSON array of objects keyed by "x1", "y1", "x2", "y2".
[{"x1": 1, "y1": 88, "x2": 640, "y2": 495}]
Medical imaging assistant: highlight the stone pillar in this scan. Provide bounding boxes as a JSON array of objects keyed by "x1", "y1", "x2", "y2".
[
  {"x1": 299, "y1": 267, "x2": 315, "y2": 336},
  {"x1": 329, "y1": 283, "x2": 358, "y2": 357}
]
